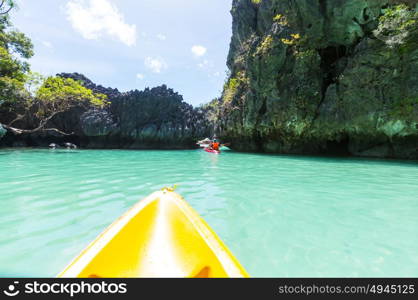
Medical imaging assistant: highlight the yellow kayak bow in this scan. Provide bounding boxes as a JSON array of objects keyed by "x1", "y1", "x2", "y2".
[{"x1": 58, "y1": 189, "x2": 248, "y2": 278}]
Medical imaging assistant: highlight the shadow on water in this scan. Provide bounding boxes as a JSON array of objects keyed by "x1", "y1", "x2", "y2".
[
  {"x1": 47, "y1": 151, "x2": 81, "y2": 154},
  {"x1": 0, "y1": 148, "x2": 81, "y2": 154},
  {"x1": 225, "y1": 150, "x2": 418, "y2": 167},
  {"x1": 1, "y1": 147, "x2": 418, "y2": 277},
  {"x1": 1, "y1": 147, "x2": 417, "y2": 167}
]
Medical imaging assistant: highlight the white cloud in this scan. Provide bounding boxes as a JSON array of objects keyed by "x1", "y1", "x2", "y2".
[
  {"x1": 191, "y1": 45, "x2": 207, "y2": 57},
  {"x1": 27, "y1": 56, "x2": 115, "y2": 77},
  {"x1": 208, "y1": 71, "x2": 222, "y2": 79},
  {"x1": 156, "y1": 34, "x2": 166, "y2": 41},
  {"x1": 66, "y1": 0, "x2": 137, "y2": 46},
  {"x1": 144, "y1": 57, "x2": 167, "y2": 73},
  {"x1": 198, "y1": 59, "x2": 210, "y2": 69},
  {"x1": 136, "y1": 73, "x2": 145, "y2": 80},
  {"x1": 42, "y1": 41, "x2": 53, "y2": 48}
]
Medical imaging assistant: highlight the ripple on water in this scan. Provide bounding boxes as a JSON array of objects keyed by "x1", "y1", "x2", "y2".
[{"x1": 0, "y1": 149, "x2": 417, "y2": 277}]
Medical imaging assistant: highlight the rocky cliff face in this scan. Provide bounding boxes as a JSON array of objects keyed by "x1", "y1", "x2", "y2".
[
  {"x1": 80, "y1": 85, "x2": 210, "y2": 149},
  {"x1": 0, "y1": 124, "x2": 5, "y2": 140},
  {"x1": 0, "y1": 73, "x2": 211, "y2": 149},
  {"x1": 216, "y1": 0, "x2": 418, "y2": 158}
]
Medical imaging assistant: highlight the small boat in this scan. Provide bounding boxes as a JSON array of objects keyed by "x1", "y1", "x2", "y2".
[
  {"x1": 197, "y1": 138, "x2": 212, "y2": 148},
  {"x1": 58, "y1": 189, "x2": 248, "y2": 278},
  {"x1": 204, "y1": 148, "x2": 221, "y2": 154}
]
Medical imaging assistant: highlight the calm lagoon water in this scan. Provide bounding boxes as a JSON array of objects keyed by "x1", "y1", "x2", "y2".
[{"x1": 0, "y1": 148, "x2": 417, "y2": 277}]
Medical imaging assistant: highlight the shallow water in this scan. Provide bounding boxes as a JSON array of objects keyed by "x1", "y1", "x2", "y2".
[{"x1": 0, "y1": 148, "x2": 417, "y2": 277}]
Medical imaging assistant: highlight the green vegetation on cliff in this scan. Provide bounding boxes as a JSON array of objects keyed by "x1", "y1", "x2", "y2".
[
  {"x1": 1, "y1": 4, "x2": 210, "y2": 148},
  {"x1": 0, "y1": 5, "x2": 107, "y2": 137},
  {"x1": 37, "y1": 76, "x2": 107, "y2": 111},
  {"x1": 0, "y1": 3, "x2": 33, "y2": 104},
  {"x1": 213, "y1": 0, "x2": 418, "y2": 159},
  {"x1": 374, "y1": 4, "x2": 418, "y2": 47},
  {"x1": 3, "y1": 75, "x2": 108, "y2": 135}
]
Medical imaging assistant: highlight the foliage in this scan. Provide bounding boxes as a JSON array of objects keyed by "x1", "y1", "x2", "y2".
[
  {"x1": 0, "y1": 0, "x2": 14, "y2": 15},
  {"x1": 0, "y1": 11, "x2": 33, "y2": 103},
  {"x1": 281, "y1": 33, "x2": 301, "y2": 45},
  {"x1": 388, "y1": 0, "x2": 418, "y2": 6},
  {"x1": 35, "y1": 76, "x2": 108, "y2": 119},
  {"x1": 223, "y1": 71, "x2": 248, "y2": 105},
  {"x1": 373, "y1": 4, "x2": 418, "y2": 47},
  {"x1": 254, "y1": 35, "x2": 274, "y2": 56},
  {"x1": 0, "y1": 5, "x2": 109, "y2": 136},
  {"x1": 389, "y1": 97, "x2": 418, "y2": 118},
  {"x1": 2, "y1": 75, "x2": 108, "y2": 135},
  {"x1": 294, "y1": 48, "x2": 316, "y2": 60},
  {"x1": 223, "y1": 78, "x2": 240, "y2": 105},
  {"x1": 273, "y1": 14, "x2": 288, "y2": 26},
  {"x1": 200, "y1": 98, "x2": 221, "y2": 123},
  {"x1": 24, "y1": 72, "x2": 43, "y2": 96},
  {"x1": 207, "y1": 71, "x2": 250, "y2": 122},
  {"x1": 251, "y1": 0, "x2": 262, "y2": 4}
]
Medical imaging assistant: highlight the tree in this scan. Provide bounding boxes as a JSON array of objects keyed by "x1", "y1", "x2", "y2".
[
  {"x1": 0, "y1": 0, "x2": 14, "y2": 15},
  {"x1": 0, "y1": 2, "x2": 107, "y2": 137},
  {"x1": 0, "y1": 4, "x2": 33, "y2": 104},
  {"x1": 2, "y1": 76, "x2": 108, "y2": 135}
]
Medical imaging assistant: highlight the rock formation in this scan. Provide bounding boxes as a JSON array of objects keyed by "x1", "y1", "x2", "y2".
[
  {"x1": 0, "y1": 73, "x2": 211, "y2": 149},
  {"x1": 215, "y1": 0, "x2": 418, "y2": 158}
]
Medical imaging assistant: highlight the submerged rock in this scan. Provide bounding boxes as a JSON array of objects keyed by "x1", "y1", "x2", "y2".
[
  {"x1": 64, "y1": 142, "x2": 77, "y2": 149},
  {"x1": 214, "y1": 0, "x2": 418, "y2": 159}
]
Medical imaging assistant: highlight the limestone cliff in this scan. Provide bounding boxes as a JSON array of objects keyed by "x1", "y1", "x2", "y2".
[
  {"x1": 0, "y1": 73, "x2": 211, "y2": 149},
  {"x1": 216, "y1": 0, "x2": 418, "y2": 158},
  {"x1": 80, "y1": 85, "x2": 210, "y2": 149}
]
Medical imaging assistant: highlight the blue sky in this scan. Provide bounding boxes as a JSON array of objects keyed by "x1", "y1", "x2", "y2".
[{"x1": 10, "y1": 0, "x2": 233, "y2": 106}]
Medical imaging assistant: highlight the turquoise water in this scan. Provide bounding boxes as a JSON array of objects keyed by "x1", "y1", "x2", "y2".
[{"x1": 0, "y1": 148, "x2": 417, "y2": 277}]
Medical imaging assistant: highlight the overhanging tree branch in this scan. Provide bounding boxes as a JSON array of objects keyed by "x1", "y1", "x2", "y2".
[
  {"x1": 3, "y1": 124, "x2": 74, "y2": 136},
  {"x1": 2, "y1": 76, "x2": 108, "y2": 138},
  {"x1": 0, "y1": 0, "x2": 13, "y2": 15},
  {"x1": 3, "y1": 110, "x2": 74, "y2": 136},
  {"x1": 7, "y1": 113, "x2": 24, "y2": 126}
]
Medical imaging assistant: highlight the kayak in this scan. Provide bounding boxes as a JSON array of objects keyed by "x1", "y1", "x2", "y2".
[
  {"x1": 204, "y1": 148, "x2": 221, "y2": 154},
  {"x1": 58, "y1": 189, "x2": 248, "y2": 278}
]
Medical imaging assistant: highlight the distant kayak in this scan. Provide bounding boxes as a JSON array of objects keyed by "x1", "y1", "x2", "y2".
[
  {"x1": 58, "y1": 189, "x2": 248, "y2": 278},
  {"x1": 204, "y1": 148, "x2": 220, "y2": 154}
]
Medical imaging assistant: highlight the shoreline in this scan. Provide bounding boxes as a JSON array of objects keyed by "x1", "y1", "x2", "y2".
[{"x1": 2, "y1": 146, "x2": 418, "y2": 163}]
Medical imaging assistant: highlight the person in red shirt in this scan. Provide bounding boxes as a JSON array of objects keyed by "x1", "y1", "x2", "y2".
[{"x1": 210, "y1": 139, "x2": 220, "y2": 151}]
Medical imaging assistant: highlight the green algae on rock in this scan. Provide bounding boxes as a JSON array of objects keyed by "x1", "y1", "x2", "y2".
[{"x1": 215, "y1": 0, "x2": 418, "y2": 159}]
